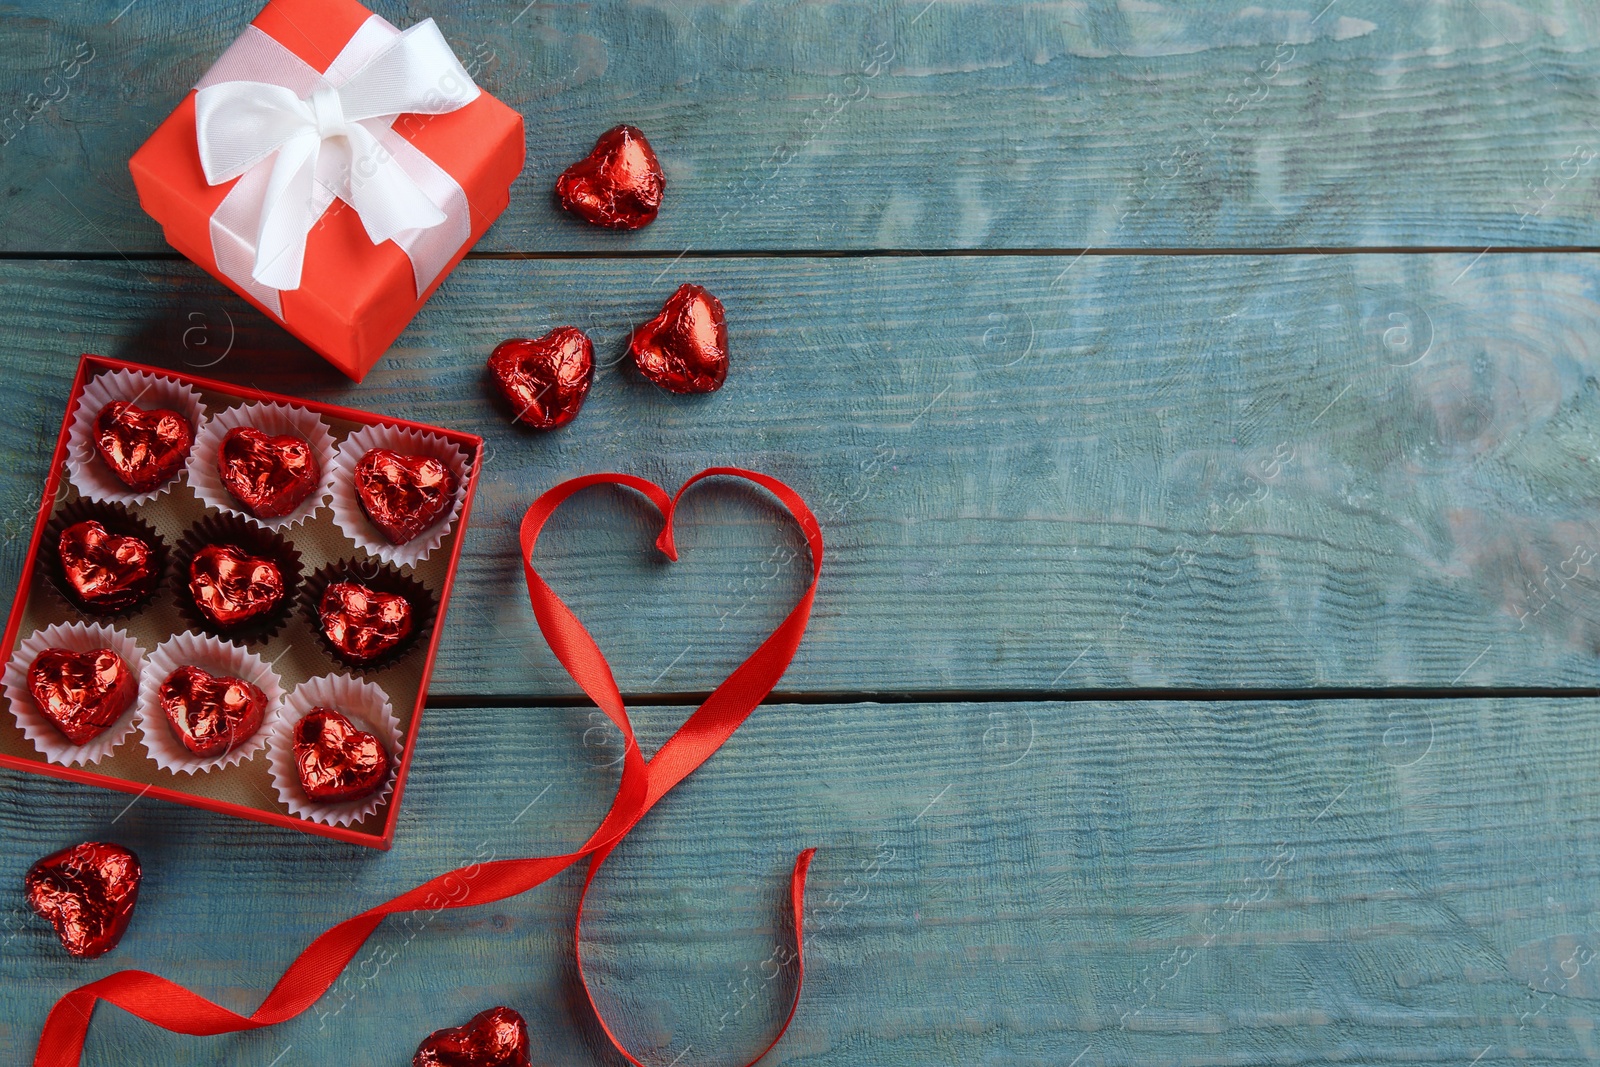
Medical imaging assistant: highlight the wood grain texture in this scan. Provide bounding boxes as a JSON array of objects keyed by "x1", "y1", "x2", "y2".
[
  {"x1": 3, "y1": 253, "x2": 1599, "y2": 695},
  {"x1": 3, "y1": 0, "x2": 1600, "y2": 251},
  {"x1": 3, "y1": 695, "x2": 1597, "y2": 1065}
]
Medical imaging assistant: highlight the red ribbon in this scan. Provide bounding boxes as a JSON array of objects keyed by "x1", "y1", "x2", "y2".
[{"x1": 32, "y1": 467, "x2": 823, "y2": 1067}]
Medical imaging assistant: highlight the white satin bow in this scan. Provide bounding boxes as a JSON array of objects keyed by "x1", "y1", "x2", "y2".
[{"x1": 194, "y1": 19, "x2": 479, "y2": 292}]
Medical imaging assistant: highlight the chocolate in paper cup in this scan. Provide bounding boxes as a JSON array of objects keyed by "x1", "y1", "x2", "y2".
[
  {"x1": 64, "y1": 367, "x2": 206, "y2": 506},
  {"x1": 301, "y1": 559, "x2": 436, "y2": 673},
  {"x1": 266, "y1": 673, "x2": 401, "y2": 827},
  {"x1": 186, "y1": 400, "x2": 337, "y2": 531},
  {"x1": 2, "y1": 622, "x2": 145, "y2": 766},
  {"x1": 170, "y1": 514, "x2": 302, "y2": 644},
  {"x1": 39, "y1": 499, "x2": 168, "y2": 620},
  {"x1": 136, "y1": 631, "x2": 283, "y2": 775},
  {"x1": 328, "y1": 422, "x2": 470, "y2": 568}
]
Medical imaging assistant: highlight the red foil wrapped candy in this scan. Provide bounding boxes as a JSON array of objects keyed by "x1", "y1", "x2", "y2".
[
  {"x1": 188, "y1": 544, "x2": 285, "y2": 629},
  {"x1": 487, "y1": 328, "x2": 595, "y2": 430},
  {"x1": 293, "y1": 707, "x2": 391, "y2": 803},
  {"x1": 355, "y1": 449, "x2": 457, "y2": 545},
  {"x1": 555, "y1": 124, "x2": 665, "y2": 230},
  {"x1": 218, "y1": 427, "x2": 320, "y2": 519},
  {"x1": 25, "y1": 841, "x2": 141, "y2": 959},
  {"x1": 27, "y1": 648, "x2": 138, "y2": 745},
  {"x1": 159, "y1": 664, "x2": 267, "y2": 758},
  {"x1": 413, "y1": 1005, "x2": 532, "y2": 1067},
  {"x1": 57, "y1": 520, "x2": 159, "y2": 610},
  {"x1": 631, "y1": 283, "x2": 729, "y2": 394},
  {"x1": 92, "y1": 401, "x2": 193, "y2": 492},
  {"x1": 318, "y1": 581, "x2": 414, "y2": 664}
]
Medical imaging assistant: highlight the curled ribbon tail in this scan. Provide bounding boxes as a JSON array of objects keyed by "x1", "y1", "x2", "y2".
[
  {"x1": 251, "y1": 127, "x2": 323, "y2": 290},
  {"x1": 342, "y1": 121, "x2": 447, "y2": 244}
]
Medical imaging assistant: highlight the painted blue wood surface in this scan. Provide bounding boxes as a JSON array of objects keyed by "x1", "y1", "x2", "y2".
[
  {"x1": 5, "y1": 698, "x2": 1600, "y2": 1066},
  {"x1": 3, "y1": 254, "x2": 1599, "y2": 695},
  {"x1": 2, "y1": 0, "x2": 1600, "y2": 250},
  {"x1": 3, "y1": 0, "x2": 1600, "y2": 1064}
]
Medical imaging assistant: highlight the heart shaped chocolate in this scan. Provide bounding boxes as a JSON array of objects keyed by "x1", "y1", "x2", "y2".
[
  {"x1": 355, "y1": 449, "x2": 457, "y2": 545},
  {"x1": 555, "y1": 124, "x2": 664, "y2": 230},
  {"x1": 27, "y1": 647, "x2": 138, "y2": 745},
  {"x1": 25, "y1": 841, "x2": 141, "y2": 959},
  {"x1": 413, "y1": 1006, "x2": 531, "y2": 1067},
  {"x1": 292, "y1": 707, "x2": 391, "y2": 803},
  {"x1": 159, "y1": 664, "x2": 267, "y2": 758},
  {"x1": 487, "y1": 328, "x2": 595, "y2": 430},
  {"x1": 631, "y1": 283, "x2": 729, "y2": 394},
  {"x1": 92, "y1": 401, "x2": 193, "y2": 492},
  {"x1": 218, "y1": 427, "x2": 320, "y2": 519},
  {"x1": 58, "y1": 520, "x2": 158, "y2": 610},
  {"x1": 318, "y1": 581, "x2": 414, "y2": 663},
  {"x1": 188, "y1": 544, "x2": 285, "y2": 628}
]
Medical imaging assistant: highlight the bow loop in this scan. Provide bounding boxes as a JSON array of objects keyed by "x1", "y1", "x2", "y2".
[
  {"x1": 192, "y1": 17, "x2": 478, "y2": 292},
  {"x1": 331, "y1": 20, "x2": 478, "y2": 123}
]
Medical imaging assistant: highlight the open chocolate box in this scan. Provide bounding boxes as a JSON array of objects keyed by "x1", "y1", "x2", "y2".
[{"x1": 0, "y1": 355, "x2": 481, "y2": 848}]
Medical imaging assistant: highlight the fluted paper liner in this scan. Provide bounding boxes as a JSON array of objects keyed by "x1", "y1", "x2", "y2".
[
  {"x1": 266, "y1": 673, "x2": 401, "y2": 827},
  {"x1": 64, "y1": 368, "x2": 207, "y2": 506},
  {"x1": 137, "y1": 631, "x2": 283, "y2": 775},
  {"x1": 187, "y1": 400, "x2": 337, "y2": 531},
  {"x1": 2, "y1": 622, "x2": 146, "y2": 766},
  {"x1": 329, "y1": 422, "x2": 469, "y2": 568}
]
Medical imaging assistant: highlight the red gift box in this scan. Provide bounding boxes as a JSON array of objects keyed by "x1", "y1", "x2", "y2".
[
  {"x1": 129, "y1": 0, "x2": 524, "y2": 381},
  {"x1": 0, "y1": 355, "x2": 482, "y2": 849}
]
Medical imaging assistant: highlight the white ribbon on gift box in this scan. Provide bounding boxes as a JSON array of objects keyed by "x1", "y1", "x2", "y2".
[{"x1": 193, "y1": 16, "x2": 480, "y2": 315}]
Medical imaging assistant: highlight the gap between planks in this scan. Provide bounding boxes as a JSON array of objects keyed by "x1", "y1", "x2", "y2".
[{"x1": 428, "y1": 684, "x2": 1600, "y2": 710}]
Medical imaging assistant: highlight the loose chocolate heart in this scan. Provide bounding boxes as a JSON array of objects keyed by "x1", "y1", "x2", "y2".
[
  {"x1": 631, "y1": 283, "x2": 729, "y2": 394},
  {"x1": 555, "y1": 124, "x2": 664, "y2": 230},
  {"x1": 27, "y1": 647, "x2": 138, "y2": 745},
  {"x1": 486, "y1": 328, "x2": 595, "y2": 430},
  {"x1": 25, "y1": 841, "x2": 141, "y2": 959},
  {"x1": 319, "y1": 581, "x2": 414, "y2": 663},
  {"x1": 218, "y1": 427, "x2": 320, "y2": 519},
  {"x1": 413, "y1": 1006, "x2": 531, "y2": 1067},
  {"x1": 355, "y1": 449, "x2": 457, "y2": 545},
  {"x1": 92, "y1": 401, "x2": 193, "y2": 492},
  {"x1": 159, "y1": 664, "x2": 267, "y2": 758},
  {"x1": 58, "y1": 520, "x2": 158, "y2": 610},
  {"x1": 188, "y1": 544, "x2": 285, "y2": 628},
  {"x1": 292, "y1": 707, "x2": 391, "y2": 803}
]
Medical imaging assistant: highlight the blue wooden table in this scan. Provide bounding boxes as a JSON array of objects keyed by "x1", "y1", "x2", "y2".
[{"x1": 5, "y1": 1, "x2": 1600, "y2": 1064}]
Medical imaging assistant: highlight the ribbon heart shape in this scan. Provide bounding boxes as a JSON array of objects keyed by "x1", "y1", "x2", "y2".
[
  {"x1": 33, "y1": 467, "x2": 823, "y2": 1067},
  {"x1": 194, "y1": 18, "x2": 478, "y2": 292}
]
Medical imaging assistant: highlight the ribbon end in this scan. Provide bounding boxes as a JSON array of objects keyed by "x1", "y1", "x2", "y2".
[{"x1": 655, "y1": 528, "x2": 679, "y2": 561}]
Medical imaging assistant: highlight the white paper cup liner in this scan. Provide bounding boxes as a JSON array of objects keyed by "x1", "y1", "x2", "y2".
[
  {"x1": 266, "y1": 673, "x2": 401, "y2": 826},
  {"x1": 64, "y1": 368, "x2": 207, "y2": 506},
  {"x1": 137, "y1": 631, "x2": 283, "y2": 774},
  {"x1": 187, "y1": 401, "x2": 337, "y2": 532},
  {"x1": 2, "y1": 622, "x2": 145, "y2": 766},
  {"x1": 329, "y1": 423, "x2": 470, "y2": 568}
]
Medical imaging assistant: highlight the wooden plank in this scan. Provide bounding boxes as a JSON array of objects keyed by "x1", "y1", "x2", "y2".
[
  {"x1": 4, "y1": 253, "x2": 1600, "y2": 696},
  {"x1": 3, "y1": 0, "x2": 1600, "y2": 252},
  {"x1": 2, "y1": 695, "x2": 1596, "y2": 1064}
]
